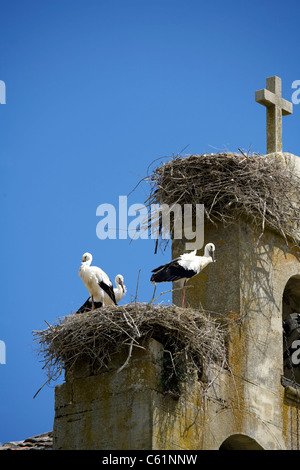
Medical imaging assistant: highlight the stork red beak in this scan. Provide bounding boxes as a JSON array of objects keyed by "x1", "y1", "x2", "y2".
[
  {"x1": 210, "y1": 249, "x2": 215, "y2": 262},
  {"x1": 120, "y1": 281, "x2": 125, "y2": 293}
]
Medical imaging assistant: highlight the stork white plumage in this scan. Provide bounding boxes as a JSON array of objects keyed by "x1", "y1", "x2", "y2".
[
  {"x1": 114, "y1": 274, "x2": 127, "y2": 303},
  {"x1": 76, "y1": 273, "x2": 126, "y2": 313},
  {"x1": 105, "y1": 274, "x2": 127, "y2": 306},
  {"x1": 150, "y1": 243, "x2": 216, "y2": 307},
  {"x1": 78, "y1": 252, "x2": 117, "y2": 310}
]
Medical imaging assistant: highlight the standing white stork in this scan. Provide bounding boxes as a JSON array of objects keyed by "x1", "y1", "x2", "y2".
[
  {"x1": 150, "y1": 242, "x2": 216, "y2": 307},
  {"x1": 78, "y1": 252, "x2": 117, "y2": 310},
  {"x1": 76, "y1": 273, "x2": 126, "y2": 313},
  {"x1": 113, "y1": 274, "x2": 127, "y2": 303},
  {"x1": 103, "y1": 274, "x2": 126, "y2": 306}
]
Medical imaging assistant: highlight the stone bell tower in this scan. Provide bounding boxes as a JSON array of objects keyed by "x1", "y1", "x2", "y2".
[
  {"x1": 52, "y1": 77, "x2": 300, "y2": 451},
  {"x1": 171, "y1": 76, "x2": 300, "y2": 450}
]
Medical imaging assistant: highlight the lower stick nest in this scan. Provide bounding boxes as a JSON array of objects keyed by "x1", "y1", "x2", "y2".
[{"x1": 34, "y1": 303, "x2": 228, "y2": 396}]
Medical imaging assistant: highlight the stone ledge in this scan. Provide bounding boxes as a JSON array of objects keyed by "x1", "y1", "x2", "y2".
[{"x1": 281, "y1": 375, "x2": 300, "y2": 407}]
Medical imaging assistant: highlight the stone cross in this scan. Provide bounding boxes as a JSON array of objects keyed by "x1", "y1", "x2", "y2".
[{"x1": 255, "y1": 76, "x2": 293, "y2": 154}]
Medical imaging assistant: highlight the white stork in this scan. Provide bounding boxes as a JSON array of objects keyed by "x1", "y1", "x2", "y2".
[
  {"x1": 76, "y1": 273, "x2": 126, "y2": 313},
  {"x1": 78, "y1": 252, "x2": 117, "y2": 310},
  {"x1": 150, "y1": 242, "x2": 216, "y2": 307},
  {"x1": 113, "y1": 274, "x2": 127, "y2": 303}
]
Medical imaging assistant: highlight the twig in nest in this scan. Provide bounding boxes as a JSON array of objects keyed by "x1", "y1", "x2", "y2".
[
  {"x1": 117, "y1": 339, "x2": 134, "y2": 373},
  {"x1": 122, "y1": 307, "x2": 141, "y2": 338},
  {"x1": 164, "y1": 349, "x2": 177, "y2": 376},
  {"x1": 149, "y1": 284, "x2": 157, "y2": 303},
  {"x1": 135, "y1": 268, "x2": 141, "y2": 303}
]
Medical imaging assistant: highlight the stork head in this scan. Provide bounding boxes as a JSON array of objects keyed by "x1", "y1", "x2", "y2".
[
  {"x1": 81, "y1": 252, "x2": 93, "y2": 265},
  {"x1": 205, "y1": 243, "x2": 216, "y2": 262},
  {"x1": 115, "y1": 274, "x2": 126, "y2": 293}
]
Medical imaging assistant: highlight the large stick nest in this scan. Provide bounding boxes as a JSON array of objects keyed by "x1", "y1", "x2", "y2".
[
  {"x1": 33, "y1": 303, "x2": 228, "y2": 396},
  {"x1": 145, "y1": 152, "x2": 300, "y2": 249}
]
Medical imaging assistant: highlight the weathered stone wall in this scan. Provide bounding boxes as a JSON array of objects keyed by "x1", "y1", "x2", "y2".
[
  {"x1": 53, "y1": 332, "x2": 297, "y2": 450},
  {"x1": 170, "y1": 153, "x2": 300, "y2": 450},
  {"x1": 54, "y1": 339, "x2": 164, "y2": 450},
  {"x1": 53, "y1": 339, "x2": 218, "y2": 450},
  {"x1": 53, "y1": 153, "x2": 300, "y2": 450}
]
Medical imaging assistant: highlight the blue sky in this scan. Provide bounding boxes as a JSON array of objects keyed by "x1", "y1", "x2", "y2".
[{"x1": 1, "y1": 0, "x2": 300, "y2": 444}]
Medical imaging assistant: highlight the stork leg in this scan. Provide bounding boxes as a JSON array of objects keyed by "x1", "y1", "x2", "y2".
[
  {"x1": 91, "y1": 296, "x2": 95, "y2": 310},
  {"x1": 182, "y1": 279, "x2": 187, "y2": 308}
]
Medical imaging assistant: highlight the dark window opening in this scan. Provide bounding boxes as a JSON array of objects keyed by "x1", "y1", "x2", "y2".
[
  {"x1": 282, "y1": 275, "x2": 300, "y2": 386},
  {"x1": 219, "y1": 434, "x2": 264, "y2": 450}
]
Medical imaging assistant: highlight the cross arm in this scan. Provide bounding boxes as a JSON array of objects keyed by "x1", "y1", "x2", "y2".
[
  {"x1": 255, "y1": 88, "x2": 277, "y2": 107},
  {"x1": 255, "y1": 88, "x2": 293, "y2": 115},
  {"x1": 281, "y1": 98, "x2": 293, "y2": 116}
]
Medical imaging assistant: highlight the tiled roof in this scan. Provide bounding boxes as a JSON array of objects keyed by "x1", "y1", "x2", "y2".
[{"x1": 0, "y1": 431, "x2": 53, "y2": 450}]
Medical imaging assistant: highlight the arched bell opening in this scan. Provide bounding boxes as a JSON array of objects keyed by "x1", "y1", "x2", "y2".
[{"x1": 219, "y1": 434, "x2": 264, "y2": 450}]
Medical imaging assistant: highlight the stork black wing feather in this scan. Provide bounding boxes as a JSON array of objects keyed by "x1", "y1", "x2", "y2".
[
  {"x1": 151, "y1": 257, "x2": 180, "y2": 274},
  {"x1": 99, "y1": 280, "x2": 117, "y2": 305},
  {"x1": 150, "y1": 260, "x2": 196, "y2": 283},
  {"x1": 76, "y1": 297, "x2": 103, "y2": 314}
]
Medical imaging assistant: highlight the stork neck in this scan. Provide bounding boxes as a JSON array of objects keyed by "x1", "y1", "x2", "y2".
[
  {"x1": 116, "y1": 283, "x2": 123, "y2": 294},
  {"x1": 204, "y1": 246, "x2": 213, "y2": 259},
  {"x1": 80, "y1": 261, "x2": 92, "y2": 273}
]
